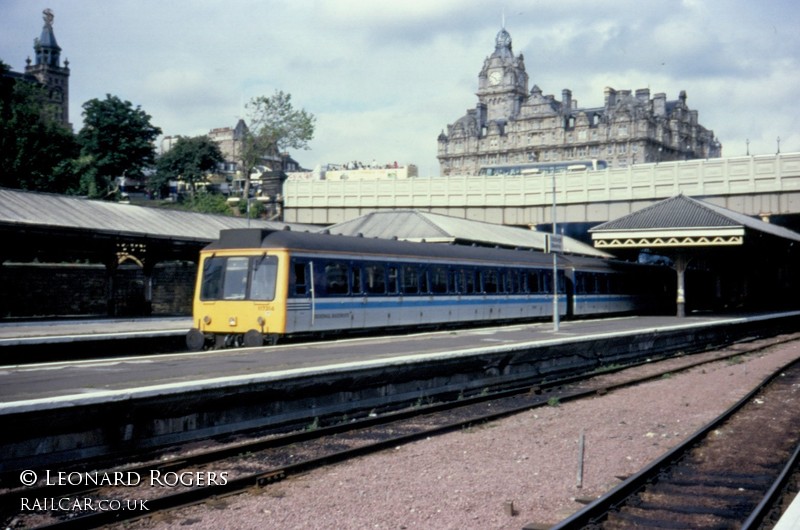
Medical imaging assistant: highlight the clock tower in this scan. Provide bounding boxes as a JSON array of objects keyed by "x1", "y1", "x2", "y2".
[{"x1": 477, "y1": 28, "x2": 528, "y2": 122}]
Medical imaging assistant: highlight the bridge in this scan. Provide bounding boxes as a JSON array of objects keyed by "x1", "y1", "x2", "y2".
[{"x1": 284, "y1": 153, "x2": 800, "y2": 229}]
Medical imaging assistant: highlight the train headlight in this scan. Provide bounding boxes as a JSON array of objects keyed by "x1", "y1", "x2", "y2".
[
  {"x1": 257, "y1": 316, "x2": 265, "y2": 326},
  {"x1": 203, "y1": 315, "x2": 212, "y2": 325},
  {"x1": 228, "y1": 316, "x2": 237, "y2": 326}
]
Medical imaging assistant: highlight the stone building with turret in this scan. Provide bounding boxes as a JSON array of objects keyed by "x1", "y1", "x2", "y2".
[
  {"x1": 5, "y1": 9, "x2": 72, "y2": 128},
  {"x1": 437, "y1": 27, "x2": 721, "y2": 176}
]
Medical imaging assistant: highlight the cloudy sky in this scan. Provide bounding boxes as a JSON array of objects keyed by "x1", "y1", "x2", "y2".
[{"x1": 2, "y1": 0, "x2": 798, "y2": 176}]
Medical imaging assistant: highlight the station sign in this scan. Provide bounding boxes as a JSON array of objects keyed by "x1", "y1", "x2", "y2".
[{"x1": 545, "y1": 234, "x2": 563, "y2": 253}]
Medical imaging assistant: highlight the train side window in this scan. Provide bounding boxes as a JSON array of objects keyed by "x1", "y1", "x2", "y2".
[
  {"x1": 463, "y1": 270, "x2": 476, "y2": 294},
  {"x1": 351, "y1": 265, "x2": 364, "y2": 295},
  {"x1": 576, "y1": 274, "x2": 587, "y2": 295},
  {"x1": 387, "y1": 266, "x2": 399, "y2": 294},
  {"x1": 364, "y1": 263, "x2": 386, "y2": 294},
  {"x1": 542, "y1": 273, "x2": 551, "y2": 293},
  {"x1": 419, "y1": 268, "x2": 430, "y2": 294},
  {"x1": 324, "y1": 261, "x2": 349, "y2": 295},
  {"x1": 401, "y1": 265, "x2": 419, "y2": 294},
  {"x1": 449, "y1": 269, "x2": 460, "y2": 294},
  {"x1": 505, "y1": 270, "x2": 518, "y2": 294},
  {"x1": 527, "y1": 271, "x2": 540, "y2": 293},
  {"x1": 291, "y1": 260, "x2": 308, "y2": 296},
  {"x1": 483, "y1": 270, "x2": 498, "y2": 293},
  {"x1": 431, "y1": 266, "x2": 448, "y2": 294}
]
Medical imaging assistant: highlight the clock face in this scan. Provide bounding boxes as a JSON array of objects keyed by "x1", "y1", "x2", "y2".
[{"x1": 489, "y1": 71, "x2": 502, "y2": 85}]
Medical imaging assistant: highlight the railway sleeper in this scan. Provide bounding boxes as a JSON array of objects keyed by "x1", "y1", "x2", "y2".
[
  {"x1": 638, "y1": 485, "x2": 762, "y2": 504},
  {"x1": 603, "y1": 509, "x2": 706, "y2": 529},
  {"x1": 628, "y1": 498, "x2": 758, "y2": 517}
]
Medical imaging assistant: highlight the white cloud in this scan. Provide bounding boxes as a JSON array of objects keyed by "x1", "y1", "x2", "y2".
[{"x1": 2, "y1": 0, "x2": 799, "y2": 172}]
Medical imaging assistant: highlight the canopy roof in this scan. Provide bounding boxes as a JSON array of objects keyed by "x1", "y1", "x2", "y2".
[{"x1": 590, "y1": 194, "x2": 800, "y2": 249}]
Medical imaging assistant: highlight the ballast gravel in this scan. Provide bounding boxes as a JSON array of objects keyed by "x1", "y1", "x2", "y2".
[{"x1": 122, "y1": 337, "x2": 800, "y2": 530}]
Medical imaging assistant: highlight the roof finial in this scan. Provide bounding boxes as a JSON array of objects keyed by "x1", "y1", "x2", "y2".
[
  {"x1": 502, "y1": 9, "x2": 505, "y2": 29},
  {"x1": 43, "y1": 8, "x2": 54, "y2": 28}
]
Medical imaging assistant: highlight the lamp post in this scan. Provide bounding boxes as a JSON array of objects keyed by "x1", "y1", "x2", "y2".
[{"x1": 551, "y1": 169, "x2": 560, "y2": 332}]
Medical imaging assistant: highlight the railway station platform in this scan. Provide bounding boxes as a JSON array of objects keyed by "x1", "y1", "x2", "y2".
[
  {"x1": 0, "y1": 316, "x2": 192, "y2": 347},
  {"x1": 1, "y1": 312, "x2": 797, "y2": 408}
]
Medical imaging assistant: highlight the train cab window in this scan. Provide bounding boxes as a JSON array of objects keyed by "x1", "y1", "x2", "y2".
[
  {"x1": 324, "y1": 262, "x2": 349, "y2": 295},
  {"x1": 200, "y1": 256, "x2": 248, "y2": 301},
  {"x1": 249, "y1": 255, "x2": 279, "y2": 300},
  {"x1": 364, "y1": 263, "x2": 386, "y2": 294},
  {"x1": 223, "y1": 257, "x2": 249, "y2": 300},
  {"x1": 431, "y1": 267, "x2": 448, "y2": 294},
  {"x1": 200, "y1": 257, "x2": 225, "y2": 300},
  {"x1": 387, "y1": 266, "x2": 399, "y2": 294}
]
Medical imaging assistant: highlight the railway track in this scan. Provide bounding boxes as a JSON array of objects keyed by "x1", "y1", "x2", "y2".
[
  {"x1": 548, "y1": 354, "x2": 800, "y2": 529},
  {"x1": 3, "y1": 334, "x2": 795, "y2": 529}
]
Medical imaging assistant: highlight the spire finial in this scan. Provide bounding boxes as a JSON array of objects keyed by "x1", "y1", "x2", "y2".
[{"x1": 43, "y1": 8, "x2": 54, "y2": 28}]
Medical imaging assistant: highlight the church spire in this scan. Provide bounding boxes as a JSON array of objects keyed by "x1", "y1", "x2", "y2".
[{"x1": 34, "y1": 8, "x2": 61, "y2": 67}]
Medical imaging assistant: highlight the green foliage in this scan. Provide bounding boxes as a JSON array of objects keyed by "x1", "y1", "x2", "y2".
[
  {"x1": 547, "y1": 397, "x2": 561, "y2": 407},
  {"x1": 77, "y1": 94, "x2": 161, "y2": 198},
  {"x1": 240, "y1": 90, "x2": 315, "y2": 196},
  {"x1": 0, "y1": 62, "x2": 80, "y2": 193},
  {"x1": 236, "y1": 198, "x2": 265, "y2": 219},
  {"x1": 172, "y1": 191, "x2": 231, "y2": 215},
  {"x1": 152, "y1": 135, "x2": 224, "y2": 197}
]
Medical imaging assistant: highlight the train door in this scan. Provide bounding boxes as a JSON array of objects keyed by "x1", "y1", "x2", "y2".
[
  {"x1": 564, "y1": 267, "x2": 576, "y2": 318},
  {"x1": 287, "y1": 258, "x2": 314, "y2": 333},
  {"x1": 350, "y1": 262, "x2": 367, "y2": 328}
]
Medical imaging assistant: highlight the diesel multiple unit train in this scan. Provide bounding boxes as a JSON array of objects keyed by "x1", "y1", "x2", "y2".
[{"x1": 186, "y1": 228, "x2": 671, "y2": 350}]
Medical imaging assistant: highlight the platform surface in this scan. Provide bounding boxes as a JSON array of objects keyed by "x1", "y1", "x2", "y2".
[{"x1": 1, "y1": 312, "x2": 789, "y2": 411}]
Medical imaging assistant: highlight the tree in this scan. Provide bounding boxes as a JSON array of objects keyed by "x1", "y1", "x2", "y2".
[
  {"x1": 0, "y1": 61, "x2": 80, "y2": 193},
  {"x1": 240, "y1": 90, "x2": 315, "y2": 198},
  {"x1": 77, "y1": 94, "x2": 161, "y2": 198},
  {"x1": 152, "y1": 135, "x2": 224, "y2": 197}
]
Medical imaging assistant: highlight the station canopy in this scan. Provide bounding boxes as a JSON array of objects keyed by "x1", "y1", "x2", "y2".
[
  {"x1": 590, "y1": 194, "x2": 800, "y2": 316},
  {"x1": 590, "y1": 194, "x2": 800, "y2": 250},
  {"x1": 324, "y1": 209, "x2": 611, "y2": 258}
]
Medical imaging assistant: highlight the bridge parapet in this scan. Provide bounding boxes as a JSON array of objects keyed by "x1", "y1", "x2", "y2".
[{"x1": 284, "y1": 153, "x2": 800, "y2": 225}]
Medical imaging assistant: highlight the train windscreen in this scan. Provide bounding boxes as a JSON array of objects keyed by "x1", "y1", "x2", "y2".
[{"x1": 200, "y1": 256, "x2": 278, "y2": 301}]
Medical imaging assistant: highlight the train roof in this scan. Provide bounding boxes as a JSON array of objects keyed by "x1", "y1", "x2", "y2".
[{"x1": 205, "y1": 228, "x2": 644, "y2": 272}]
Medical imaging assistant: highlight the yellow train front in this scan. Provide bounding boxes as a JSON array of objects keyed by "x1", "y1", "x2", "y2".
[{"x1": 186, "y1": 229, "x2": 290, "y2": 350}]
